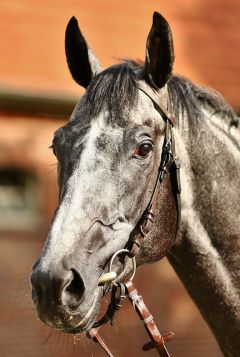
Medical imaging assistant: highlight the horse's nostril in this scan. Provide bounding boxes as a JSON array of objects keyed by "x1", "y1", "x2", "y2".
[{"x1": 61, "y1": 269, "x2": 85, "y2": 309}]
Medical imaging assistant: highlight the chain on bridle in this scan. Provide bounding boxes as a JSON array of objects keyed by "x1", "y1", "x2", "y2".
[{"x1": 86, "y1": 81, "x2": 181, "y2": 357}]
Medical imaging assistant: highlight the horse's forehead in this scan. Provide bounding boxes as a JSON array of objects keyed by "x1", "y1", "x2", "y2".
[
  {"x1": 128, "y1": 90, "x2": 165, "y2": 131},
  {"x1": 82, "y1": 112, "x2": 122, "y2": 149},
  {"x1": 69, "y1": 112, "x2": 123, "y2": 160},
  {"x1": 58, "y1": 88, "x2": 164, "y2": 149}
]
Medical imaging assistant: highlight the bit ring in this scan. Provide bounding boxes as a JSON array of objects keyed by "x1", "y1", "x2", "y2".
[{"x1": 109, "y1": 249, "x2": 136, "y2": 286}]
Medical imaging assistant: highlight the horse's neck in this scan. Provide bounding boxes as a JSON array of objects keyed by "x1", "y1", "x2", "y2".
[{"x1": 168, "y1": 107, "x2": 240, "y2": 357}]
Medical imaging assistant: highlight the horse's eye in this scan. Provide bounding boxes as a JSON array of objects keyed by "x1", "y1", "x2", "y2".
[{"x1": 134, "y1": 142, "x2": 153, "y2": 158}]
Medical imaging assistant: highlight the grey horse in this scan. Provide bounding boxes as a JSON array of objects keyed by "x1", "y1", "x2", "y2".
[{"x1": 30, "y1": 12, "x2": 240, "y2": 356}]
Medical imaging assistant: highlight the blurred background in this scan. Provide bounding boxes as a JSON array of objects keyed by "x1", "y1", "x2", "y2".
[{"x1": 0, "y1": 1, "x2": 239, "y2": 356}]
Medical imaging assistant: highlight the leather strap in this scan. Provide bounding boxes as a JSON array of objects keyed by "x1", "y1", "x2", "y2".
[
  {"x1": 128, "y1": 80, "x2": 181, "y2": 258},
  {"x1": 138, "y1": 81, "x2": 177, "y2": 126},
  {"x1": 128, "y1": 121, "x2": 181, "y2": 258},
  {"x1": 87, "y1": 328, "x2": 114, "y2": 357},
  {"x1": 124, "y1": 281, "x2": 174, "y2": 357},
  {"x1": 88, "y1": 281, "x2": 174, "y2": 357},
  {"x1": 88, "y1": 81, "x2": 180, "y2": 356},
  {"x1": 93, "y1": 283, "x2": 126, "y2": 328}
]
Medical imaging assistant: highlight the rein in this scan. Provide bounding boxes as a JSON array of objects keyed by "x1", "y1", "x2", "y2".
[{"x1": 87, "y1": 81, "x2": 181, "y2": 356}]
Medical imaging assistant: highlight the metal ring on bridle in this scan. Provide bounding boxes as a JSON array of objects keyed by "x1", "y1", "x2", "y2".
[{"x1": 109, "y1": 249, "x2": 136, "y2": 286}]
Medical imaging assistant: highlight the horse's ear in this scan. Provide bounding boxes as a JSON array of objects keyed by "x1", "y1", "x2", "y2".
[
  {"x1": 144, "y1": 12, "x2": 174, "y2": 89},
  {"x1": 65, "y1": 17, "x2": 103, "y2": 88}
]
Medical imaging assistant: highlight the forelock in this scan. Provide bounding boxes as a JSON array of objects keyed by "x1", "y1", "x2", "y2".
[{"x1": 83, "y1": 61, "x2": 141, "y2": 124}]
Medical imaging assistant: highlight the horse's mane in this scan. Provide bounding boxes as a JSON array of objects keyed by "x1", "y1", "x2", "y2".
[
  {"x1": 84, "y1": 60, "x2": 239, "y2": 128},
  {"x1": 168, "y1": 74, "x2": 239, "y2": 128}
]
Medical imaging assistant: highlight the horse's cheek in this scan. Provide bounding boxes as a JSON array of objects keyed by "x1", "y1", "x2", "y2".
[{"x1": 136, "y1": 175, "x2": 178, "y2": 264}]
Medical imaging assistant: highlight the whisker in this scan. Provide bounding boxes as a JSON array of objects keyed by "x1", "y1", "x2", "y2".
[
  {"x1": 13, "y1": 275, "x2": 34, "y2": 311},
  {"x1": 44, "y1": 330, "x2": 53, "y2": 345}
]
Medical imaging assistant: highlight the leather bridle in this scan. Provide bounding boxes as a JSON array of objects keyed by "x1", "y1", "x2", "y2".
[
  {"x1": 87, "y1": 81, "x2": 181, "y2": 356},
  {"x1": 128, "y1": 80, "x2": 181, "y2": 258}
]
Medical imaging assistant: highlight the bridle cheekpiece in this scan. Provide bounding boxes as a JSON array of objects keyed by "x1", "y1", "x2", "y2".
[{"x1": 87, "y1": 81, "x2": 181, "y2": 357}]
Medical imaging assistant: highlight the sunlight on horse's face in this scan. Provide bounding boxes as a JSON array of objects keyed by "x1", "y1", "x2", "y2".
[{"x1": 30, "y1": 89, "x2": 166, "y2": 333}]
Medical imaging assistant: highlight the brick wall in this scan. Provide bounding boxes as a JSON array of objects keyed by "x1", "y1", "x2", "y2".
[{"x1": 0, "y1": 0, "x2": 239, "y2": 105}]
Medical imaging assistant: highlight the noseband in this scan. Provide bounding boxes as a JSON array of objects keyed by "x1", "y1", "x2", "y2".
[{"x1": 87, "y1": 81, "x2": 181, "y2": 357}]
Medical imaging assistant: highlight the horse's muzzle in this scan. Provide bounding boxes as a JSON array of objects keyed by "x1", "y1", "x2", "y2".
[
  {"x1": 30, "y1": 262, "x2": 99, "y2": 331},
  {"x1": 31, "y1": 264, "x2": 85, "y2": 306}
]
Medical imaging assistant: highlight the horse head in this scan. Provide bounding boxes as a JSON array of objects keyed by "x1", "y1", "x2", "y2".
[{"x1": 30, "y1": 12, "x2": 178, "y2": 334}]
